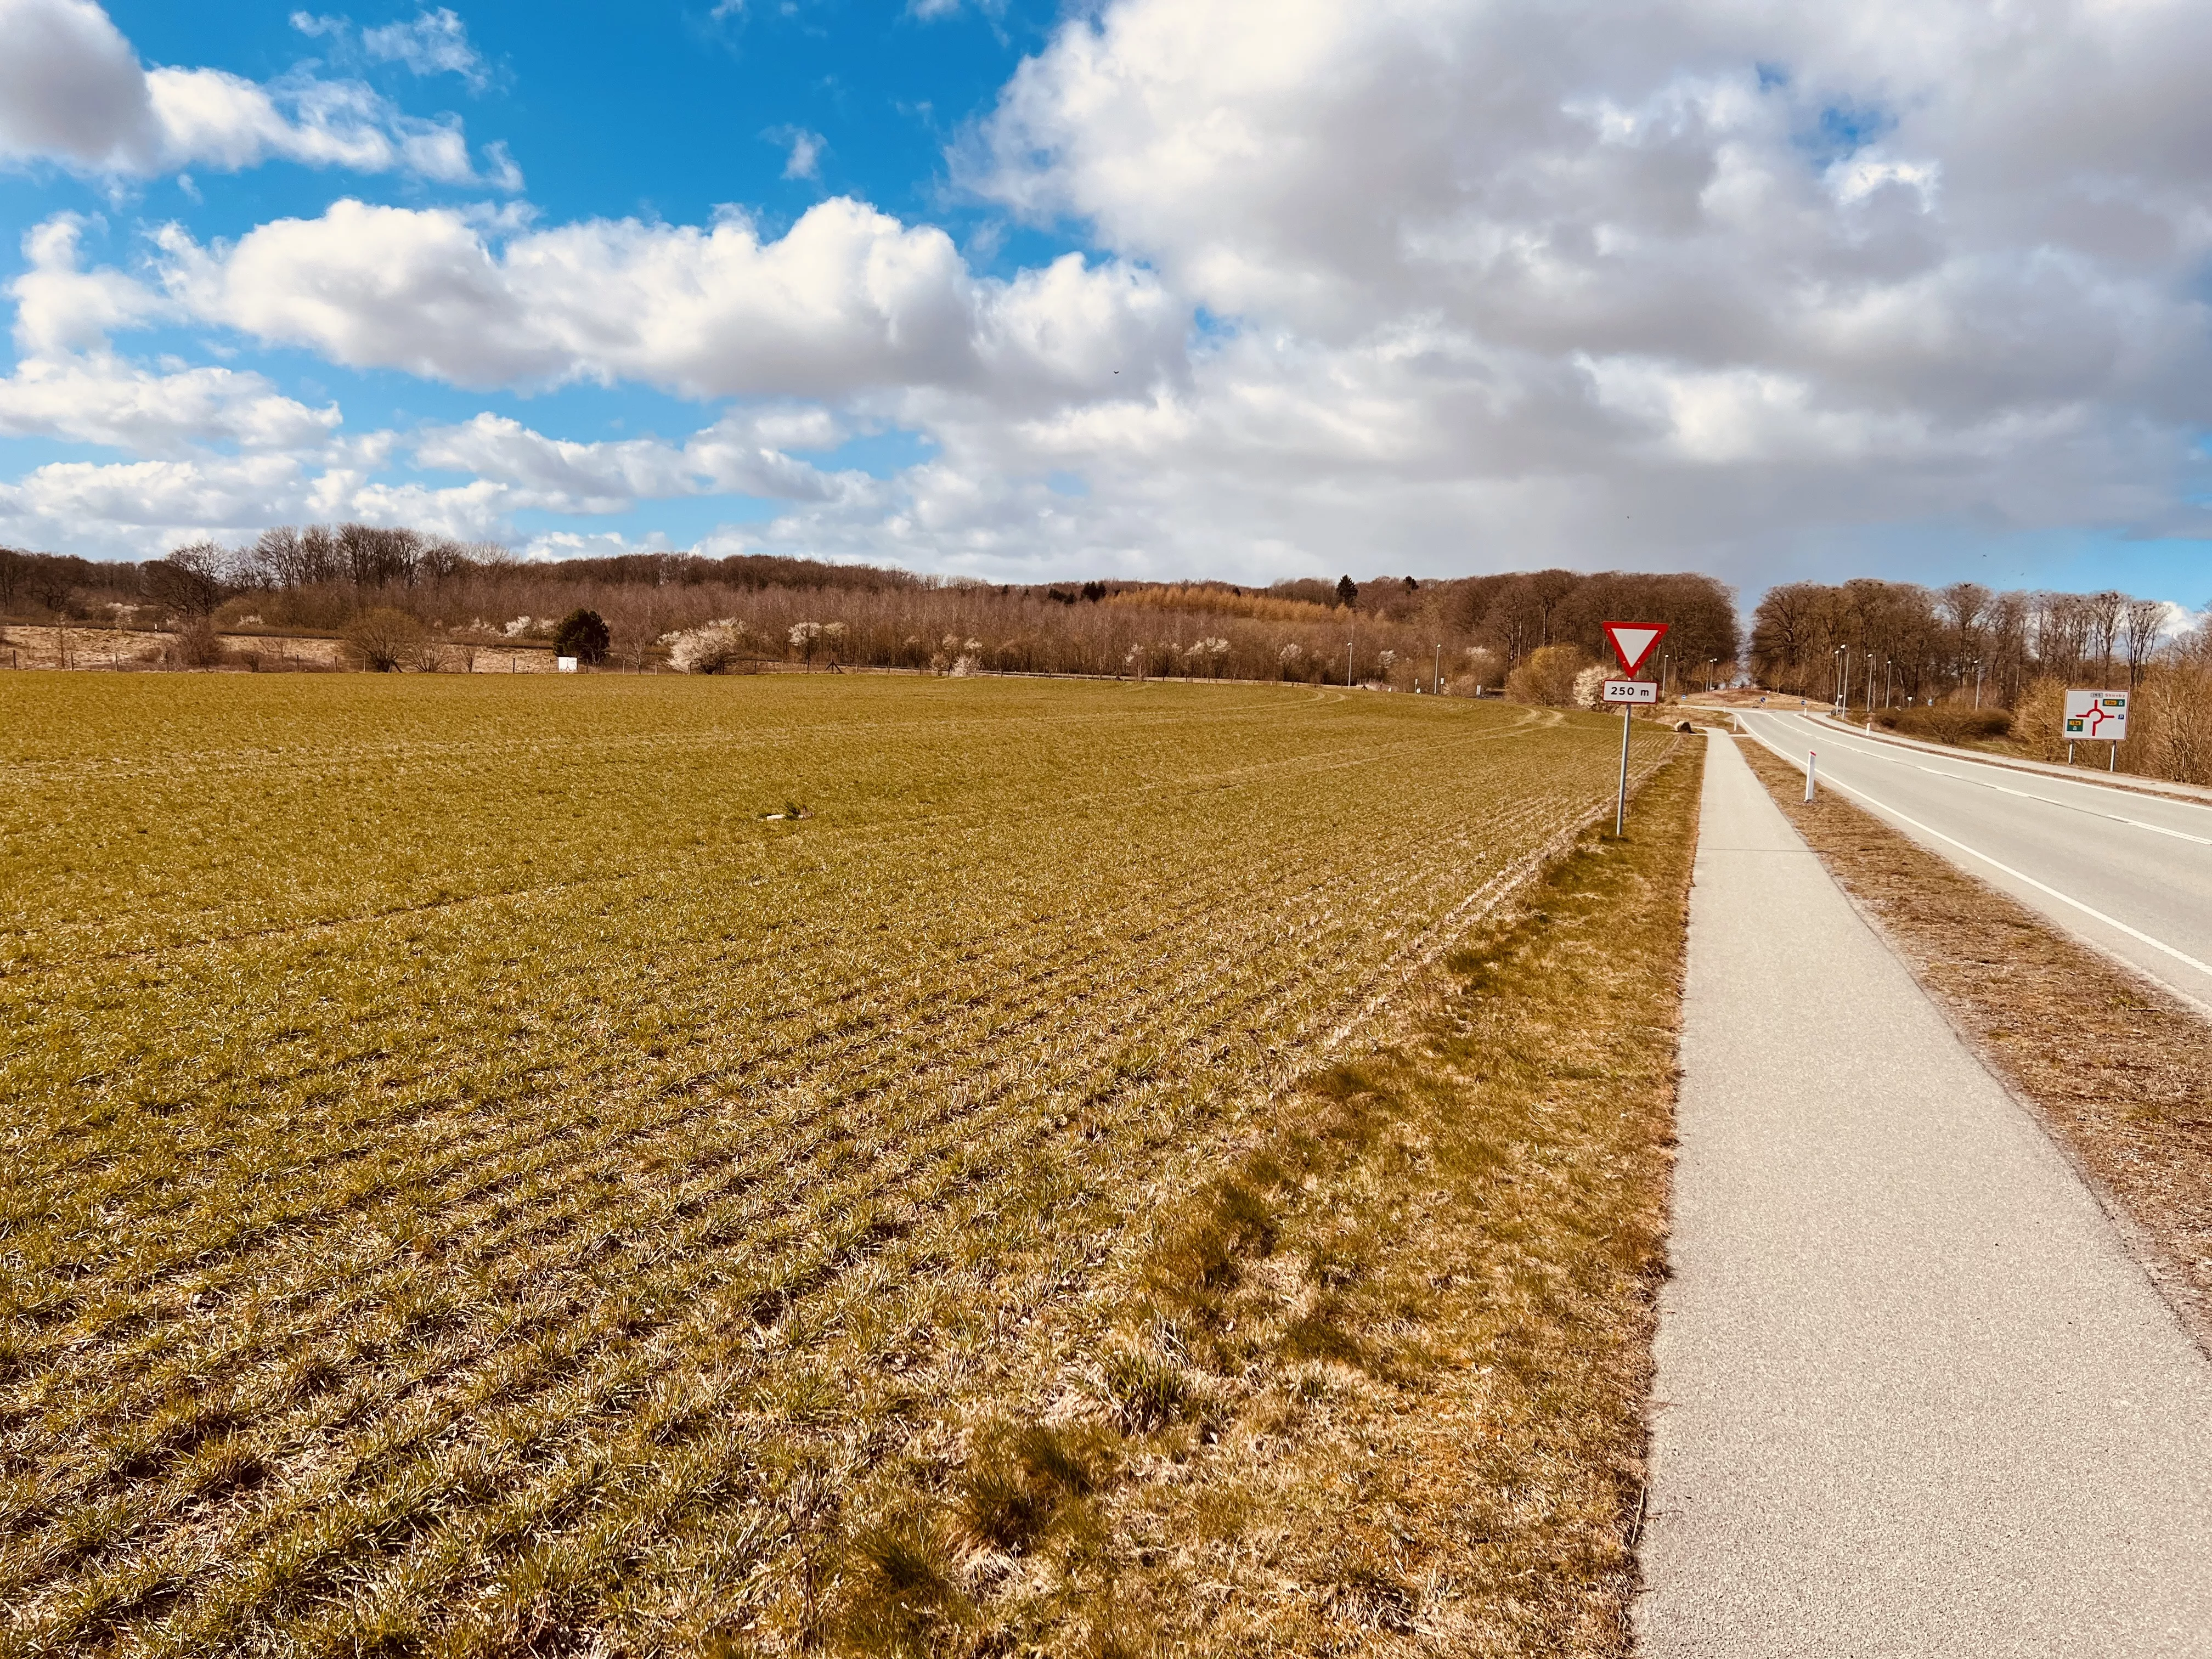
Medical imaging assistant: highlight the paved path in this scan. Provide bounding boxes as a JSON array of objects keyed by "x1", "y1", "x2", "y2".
[
  {"x1": 1736, "y1": 708, "x2": 2212, "y2": 1015},
  {"x1": 1637, "y1": 735, "x2": 2212, "y2": 1657}
]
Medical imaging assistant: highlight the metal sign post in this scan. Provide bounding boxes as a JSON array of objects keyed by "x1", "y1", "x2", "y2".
[
  {"x1": 1617, "y1": 705, "x2": 1631, "y2": 835},
  {"x1": 1598, "y1": 623, "x2": 1668, "y2": 834}
]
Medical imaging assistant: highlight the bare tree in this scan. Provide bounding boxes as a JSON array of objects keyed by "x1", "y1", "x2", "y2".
[
  {"x1": 2035, "y1": 592, "x2": 2090, "y2": 682},
  {"x1": 2085, "y1": 590, "x2": 2126, "y2": 684},
  {"x1": 144, "y1": 543, "x2": 227, "y2": 618},
  {"x1": 1939, "y1": 580, "x2": 1991, "y2": 690},
  {"x1": 2123, "y1": 597, "x2": 2168, "y2": 686}
]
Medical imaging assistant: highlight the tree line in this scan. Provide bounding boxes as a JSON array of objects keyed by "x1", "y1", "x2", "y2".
[
  {"x1": 0, "y1": 532, "x2": 1741, "y2": 691},
  {"x1": 1750, "y1": 579, "x2": 2173, "y2": 708}
]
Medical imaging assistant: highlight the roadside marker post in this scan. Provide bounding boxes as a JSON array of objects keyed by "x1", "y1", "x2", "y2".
[
  {"x1": 1599, "y1": 622, "x2": 1669, "y2": 835},
  {"x1": 1806, "y1": 751, "x2": 1817, "y2": 802}
]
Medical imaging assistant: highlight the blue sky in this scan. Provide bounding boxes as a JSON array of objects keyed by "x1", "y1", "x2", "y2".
[{"x1": 2, "y1": 0, "x2": 2209, "y2": 606}]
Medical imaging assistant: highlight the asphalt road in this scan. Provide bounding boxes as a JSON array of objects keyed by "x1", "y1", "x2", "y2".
[
  {"x1": 1736, "y1": 707, "x2": 2212, "y2": 1013},
  {"x1": 1638, "y1": 736, "x2": 2212, "y2": 1655}
]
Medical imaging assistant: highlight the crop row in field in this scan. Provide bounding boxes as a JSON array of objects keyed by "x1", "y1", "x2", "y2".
[{"x1": 0, "y1": 674, "x2": 1679, "y2": 1654}]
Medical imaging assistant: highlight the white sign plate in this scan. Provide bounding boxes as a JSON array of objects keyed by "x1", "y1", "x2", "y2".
[
  {"x1": 556, "y1": 656, "x2": 580, "y2": 673},
  {"x1": 2063, "y1": 689, "x2": 2128, "y2": 741},
  {"x1": 1604, "y1": 679, "x2": 1658, "y2": 704}
]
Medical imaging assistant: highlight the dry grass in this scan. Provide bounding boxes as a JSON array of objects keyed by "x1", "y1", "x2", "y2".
[
  {"x1": 848, "y1": 749, "x2": 1706, "y2": 1657},
  {"x1": 0, "y1": 673, "x2": 1688, "y2": 1655},
  {"x1": 1737, "y1": 736, "x2": 2212, "y2": 1346}
]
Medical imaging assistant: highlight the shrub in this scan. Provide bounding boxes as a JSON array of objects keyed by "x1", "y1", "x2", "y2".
[
  {"x1": 170, "y1": 620, "x2": 227, "y2": 669},
  {"x1": 663, "y1": 619, "x2": 754, "y2": 674},
  {"x1": 341, "y1": 608, "x2": 429, "y2": 672},
  {"x1": 1876, "y1": 704, "x2": 2015, "y2": 746},
  {"x1": 552, "y1": 608, "x2": 611, "y2": 665},
  {"x1": 1505, "y1": 644, "x2": 1590, "y2": 706}
]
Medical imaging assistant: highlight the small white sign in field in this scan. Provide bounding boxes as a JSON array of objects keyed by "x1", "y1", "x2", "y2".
[
  {"x1": 557, "y1": 656, "x2": 580, "y2": 674},
  {"x1": 2063, "y1": 689, "x2": 2128, "y2": 741},
  {"x1": 1604, "y1": 680, "x2": 1658, "y2": 704}
]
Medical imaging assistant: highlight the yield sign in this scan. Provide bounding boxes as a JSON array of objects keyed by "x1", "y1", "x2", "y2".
[{"x1": 1601, "y1": 620, "x2": 1669, "y2": 676}]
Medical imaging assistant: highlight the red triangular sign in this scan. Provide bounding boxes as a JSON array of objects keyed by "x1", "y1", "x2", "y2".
[{"x1": 1601, "y1": 620, "x2": 1668, "y2": 676}]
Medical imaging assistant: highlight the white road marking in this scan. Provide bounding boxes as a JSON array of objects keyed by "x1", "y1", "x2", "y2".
[
  {"x1": 1742, "y1": 725, "x2": 2212, "y2": 986},
  {"x1": 1767, "y1": 717, "x2": 2212, "y2": 846}
]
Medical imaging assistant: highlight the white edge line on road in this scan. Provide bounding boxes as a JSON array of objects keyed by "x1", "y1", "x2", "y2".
[
  {"x1": 1775, "y1": 718, "x2": 2212, "y2": 846},
  {"x1": 1739, "y1": 721, "x2": 2212, "y2": 989},
  {"x1": 1796, "y1": 708, "x2": 2212, "y2": 808}
]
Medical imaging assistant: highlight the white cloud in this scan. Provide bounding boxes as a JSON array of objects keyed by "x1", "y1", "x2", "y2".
[
  {"x1": 154, "y1": 196, "x2": 1186, "y2": 403},
  {"x1": 412, "y1": 409, "x2": 871, "y2": 511},
  {"x1": 774, "y1": 126, "x2": 825, "y2": 181},
  {"x1": 0, "y1": 0, "x2": 511, "y2": 183},
  {"x1": 0, "y1": 354, "x2": 340, "y2": 454},
  {"x1": 0, "y1": 452, "x2": 311, "y2": 543},
  {"x1": 362, "y1": 9, "x2": 487, "y2": 87},
  {"x1": 10, "y1": 215, "x2": 167, "y2": 354},
  {"x1": 0, "y1": 0, "x2": 152, "y2": 169},
  {"x1": 0, "y1": 215, "x2": 338, "y2": 455},
  {"x1": 12, "y1": 0, "x2": 2212, "y2": 587}
]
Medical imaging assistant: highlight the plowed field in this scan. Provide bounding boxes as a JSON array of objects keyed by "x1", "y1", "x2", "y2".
[{"x1": 0, "y1": 674, "x2": 1678, "y2": 1655}]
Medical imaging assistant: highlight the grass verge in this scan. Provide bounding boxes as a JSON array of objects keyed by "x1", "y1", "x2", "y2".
[
  {"x1": 829, "y1": 748, "x2": 1706, "y2": 1656},
  {"x1": 1735, "y1": 735, "x2": 2212, "y2": 1347}
]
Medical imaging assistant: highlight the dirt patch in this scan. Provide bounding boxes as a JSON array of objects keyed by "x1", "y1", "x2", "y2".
[{"x1": 1736, "y1": 736, "x2": 2212, "y2": 1348}]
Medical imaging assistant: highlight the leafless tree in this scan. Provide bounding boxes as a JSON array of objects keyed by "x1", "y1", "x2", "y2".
[
  {"x1": 2123, "y1": 597, "x2": 2168, "y2": 686},
  {"x1": 342, "y1": 607, "x2": 430, "y2": 671},
  {"x1": 2085, "y1": 590, "x2": 2126, "y2": 684},
  {"x1": 144, "y1": 543, "x2": 227, "y2": 618}
]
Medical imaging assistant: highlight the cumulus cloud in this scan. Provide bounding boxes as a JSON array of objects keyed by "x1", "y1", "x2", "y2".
[
  {"x1": 949, "y1": 0, "x2": 2212, "y2": 572},
  {"x1": 411, "y1": 410, "x2": 862, "y2": 511},
  {"x1": 0, "y1": 0, "x2": 511, "y2": 183},
  {"x1": 0, "y1": 452, "x2": 311, "y2": 539},
  {"x1": 0, "y1": 355, "x2": 341, "y2": 455},
  {"x1": 12, "y1": 0, "x2": 2212, "y2": 583},
  {"x1": 0, "y1": 217, "x2": 340, "y2": 455},
  {"x1": 153, "y1": 196, "x2": 1186, "y2": 402}
]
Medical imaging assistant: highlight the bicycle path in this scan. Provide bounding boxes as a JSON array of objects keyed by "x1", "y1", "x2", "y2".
[{"x1": 1635, "y1": 734, "x2": 2212, "y2": 1656}]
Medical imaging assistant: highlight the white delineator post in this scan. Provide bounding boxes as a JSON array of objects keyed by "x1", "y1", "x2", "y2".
[{"x1": 1805, "y1": 751, "x2": 1818, "y2": 802}]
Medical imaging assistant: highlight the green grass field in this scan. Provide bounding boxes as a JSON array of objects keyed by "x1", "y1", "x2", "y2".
[{"x1": 0, "y1": 673, "x2": 1685, "y2": 1656}]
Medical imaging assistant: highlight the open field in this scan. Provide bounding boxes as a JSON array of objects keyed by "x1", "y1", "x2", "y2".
[{"x1": 0, "y1": 673, "x2": 1688, "y2": 1655}]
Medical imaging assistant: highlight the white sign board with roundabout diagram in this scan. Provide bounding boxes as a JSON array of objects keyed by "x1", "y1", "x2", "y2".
[{"x1": 2063, "y1": 690, "x2": 2128, "y2": 742}]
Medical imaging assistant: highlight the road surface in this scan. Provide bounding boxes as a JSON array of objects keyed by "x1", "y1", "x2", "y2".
[
  {"x1": 1735, "y1": 707, "x2": 2212, "y2": 1014},
  {"x1": 1638, "y1": 735, "x2": 2212, "y2": 1655}
]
